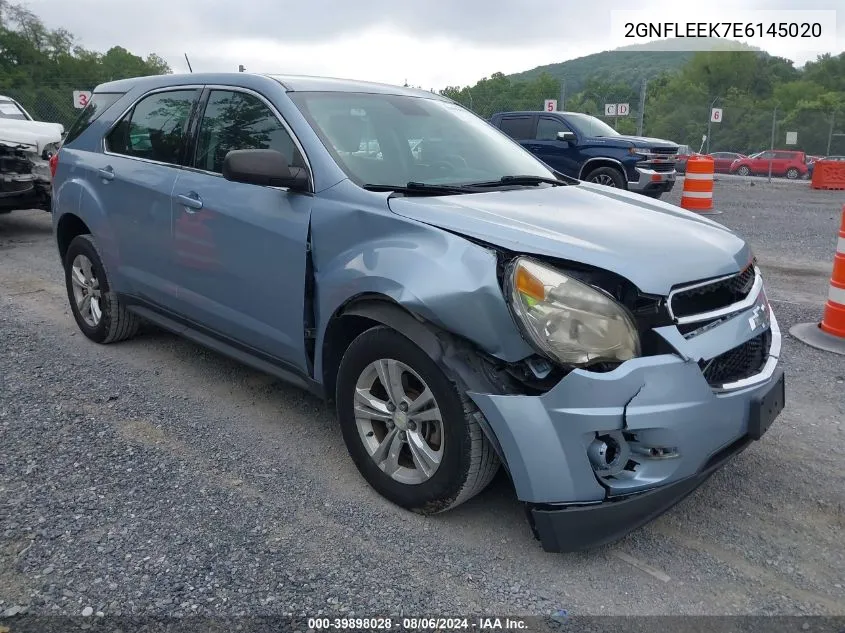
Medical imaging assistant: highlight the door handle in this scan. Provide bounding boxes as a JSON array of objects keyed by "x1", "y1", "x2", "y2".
[
  {"x1": 98, "y1": 166, "x2": 115, "y2": 181},
  {"x1": 177, "y1": 193, "x2": 203, "y2": 212}
]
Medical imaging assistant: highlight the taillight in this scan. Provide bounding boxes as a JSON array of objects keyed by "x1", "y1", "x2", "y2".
[{"x1": 49, "y1": 152, "x2": 59, "y2": 178}]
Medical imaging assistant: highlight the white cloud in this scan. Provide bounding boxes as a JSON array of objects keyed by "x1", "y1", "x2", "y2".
[{"x1": 23, "y1": 0, "x2": 845, "y2": 90}]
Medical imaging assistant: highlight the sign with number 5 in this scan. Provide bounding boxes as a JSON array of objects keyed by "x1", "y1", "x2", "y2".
[
  {"x1": 543, "y1": 99, "x2": 557, "y2": 112},
  {"x1": 73, "y1": 90, "x2": 92, "y2": 109}
]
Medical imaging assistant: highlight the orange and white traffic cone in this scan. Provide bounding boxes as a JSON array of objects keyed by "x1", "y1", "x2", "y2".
[
  {"x1": 790, "y1": 204, "x2": 845, "y2": 355},
  {"x1": 680, "y1": 155, "x2": 720, "y2": 215}
]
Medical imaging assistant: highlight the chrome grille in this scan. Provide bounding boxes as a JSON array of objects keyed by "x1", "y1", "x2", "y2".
[{"x1": 670, "y1": 265, "x2": 756, "y2": 319}]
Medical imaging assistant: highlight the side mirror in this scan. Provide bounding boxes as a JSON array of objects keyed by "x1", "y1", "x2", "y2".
[
  {"x1": 222, "y1": 149, "x2": 309, "y2": 191},
  {"x1": 557, "y1": 131, "x2": 576, "y2": 142}
]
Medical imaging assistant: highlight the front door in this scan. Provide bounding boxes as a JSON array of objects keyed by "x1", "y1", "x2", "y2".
[
  {"x1": 88, "y1": 88, "x2": 200, "y2": 306},
  {"x1": 522, "y1": 116, "x2": 581, "y2": 177},
  {"x1": 169, "y1": 87, "x2": 313, "y2": 371}
]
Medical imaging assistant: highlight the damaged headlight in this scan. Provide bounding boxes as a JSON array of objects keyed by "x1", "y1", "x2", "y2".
[
  {"x1": 41, "y1": 142, "x2": 59, "y2": 160},
  {"x1": 508, "y1": 257, "x2": 640, "y2": 367}
]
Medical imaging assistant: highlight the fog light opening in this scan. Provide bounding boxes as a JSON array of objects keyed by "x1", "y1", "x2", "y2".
[{"x1": 587, "y1": 432, "x2": 630, "y2": 477}]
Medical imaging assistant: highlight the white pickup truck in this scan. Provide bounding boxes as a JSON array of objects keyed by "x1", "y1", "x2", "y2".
[{"x1": 0, "y1": 95, "x2": 64, "y2": 213}]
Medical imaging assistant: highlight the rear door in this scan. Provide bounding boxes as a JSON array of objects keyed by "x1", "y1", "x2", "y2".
[
  {"x1": 522, "y1": 116, "x2": 581, "y2": 177},
  {"x1": 752, "y1": 151, "x2": 775, "y2": 173},
  {"x1": 90, "y1": 87, "x2": 201, "y2": 306},
  {"x1": 496, "y1": 115, "x2": 536, "y2": 144},
  {"x1": 168, "y1": 86, "x2": 313, "y2": 371}
]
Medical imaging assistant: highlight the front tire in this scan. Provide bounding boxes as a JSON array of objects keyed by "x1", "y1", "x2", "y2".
[
  {"x1": 786, "y1": 167, "x2": 800, "y2": 179},
  {"x1": 584, "y1": 166, "x2": 625, "y2": 189},
  {"x1": 336, "y1": 326, "x2": 499, "y2": 514},
  {"x1": 736, "y1": 165, "x2": 751, "y2": 176},
  {"x1": 63, "y1": 234, "x2": 140, "y2": 344}
]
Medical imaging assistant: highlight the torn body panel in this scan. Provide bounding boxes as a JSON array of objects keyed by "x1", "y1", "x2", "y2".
[
  {"x1": 309, "y1": 179, "x2": 536, "y2": 386},
  {"x1": 0, "y1": 142, "x2": 52, "y2": 212}
]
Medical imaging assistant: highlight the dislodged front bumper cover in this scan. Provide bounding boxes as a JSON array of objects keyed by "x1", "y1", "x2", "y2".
[{"x1": 467, "y1": 306, "x2": 783, "y2": 552}]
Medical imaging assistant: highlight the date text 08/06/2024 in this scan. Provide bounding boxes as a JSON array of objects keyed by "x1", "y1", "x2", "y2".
[{"x1": 306, "y1": 616, "x2": 545, "y2": 630}]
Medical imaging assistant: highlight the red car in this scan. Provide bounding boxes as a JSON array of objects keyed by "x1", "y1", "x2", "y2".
[
  {"x1": 730, "y1": 150, "x2": 808, "y2": 179},
  {"x1": 707, "y1": 151, "x2": 746, "y2": 173}
]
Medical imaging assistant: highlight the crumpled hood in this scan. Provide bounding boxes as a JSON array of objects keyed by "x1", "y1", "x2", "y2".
[
  {"x1": 387, "y1": 183, "x2": 751, "y2": 296},
  {"x1": 0, "y1": 120, "x2": 63, "y2": 154}
]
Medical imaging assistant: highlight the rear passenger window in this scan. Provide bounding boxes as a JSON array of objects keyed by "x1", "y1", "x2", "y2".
[
  {"x1": 64, "y1": 92, "x2": 124, "y2": 145},
  {"x1": 498, "y1": 116, "x2": 533, "y2": 140},
  {"x1": 192, "y1": 90, "x2": 303, "y2": 174},
  {"x1": 106, "y1": 89, "x2": 198, "y2": 165}
]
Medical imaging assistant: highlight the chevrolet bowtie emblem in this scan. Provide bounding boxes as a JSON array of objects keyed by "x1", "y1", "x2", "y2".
[{"x1": 748, "y1": 304, "x2": 769, "y2": 332}]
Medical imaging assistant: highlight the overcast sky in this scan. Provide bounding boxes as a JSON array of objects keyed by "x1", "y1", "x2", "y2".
[{"x1": 27, "y1": 0, "x2": 845, "y2": 90}]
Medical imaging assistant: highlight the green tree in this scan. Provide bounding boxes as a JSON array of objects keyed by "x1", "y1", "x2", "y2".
[{"x1": 0, "y1": 0, "x2": 171, "y2": 126}]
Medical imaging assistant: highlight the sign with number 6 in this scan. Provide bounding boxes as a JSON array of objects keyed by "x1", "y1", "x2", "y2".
[
  {"x1": 711, "y1": 107, "x2": 722, "y2": 123},
  {"x1": 73, "y1": 90, "x2": 92, "y2": 109}
]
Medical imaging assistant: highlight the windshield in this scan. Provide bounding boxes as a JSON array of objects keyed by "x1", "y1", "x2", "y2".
[
  {"x1": 562, "y1": 113, "x2": 619, "y2": 138},
  {"x1": 0, "y1": 99, "x2": 30, "y2": 121},
  {"x1": 288, "y1": 91, "x2": 555, "y2": 188}
]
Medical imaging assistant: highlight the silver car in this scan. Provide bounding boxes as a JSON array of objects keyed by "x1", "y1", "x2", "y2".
[{"x1": 51, "y1": 73, "x2": 784, "y2": 551}]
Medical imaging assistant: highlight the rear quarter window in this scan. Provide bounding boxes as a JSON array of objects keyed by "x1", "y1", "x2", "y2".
[{"x1": 63, "y1": 92, "x2": 125, "y2": 145}]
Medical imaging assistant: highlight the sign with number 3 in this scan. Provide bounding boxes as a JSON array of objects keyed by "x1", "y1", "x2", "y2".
[{"x1": 73, "y1": 90, "x2": 92, "y2": 109}]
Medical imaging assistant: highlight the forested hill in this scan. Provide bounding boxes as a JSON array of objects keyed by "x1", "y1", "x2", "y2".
[{"x1": 508, "y1": 39, "x2": 763, "y2": 93}]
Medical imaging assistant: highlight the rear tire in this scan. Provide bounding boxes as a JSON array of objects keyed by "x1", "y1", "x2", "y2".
[
  {"x1": 63, "y1": 234, "x2": 140, "y2": 344},
  {"x1": 336, "y1": 326, "x2": 499, "y2": 514},
  {"x1": 786, "y1": 167, "x2": 800, "y2": 180},
  {"x1": 584, "y1": 166, "x2": 625, "y2": 189},
  {"x1": 736, "y1": 165, "x2": 751, "y2": 176}
]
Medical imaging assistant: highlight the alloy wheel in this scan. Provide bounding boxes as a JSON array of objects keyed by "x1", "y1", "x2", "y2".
[
  {"x1": 591, "y1": 174, "x2": 617, "y2": 187},
  {"x1": 70, "y1": 254, "x2": 103, "y2": 327},
  {"x1": 353, "y1": 358, "x2": 444, "y2": 485}
]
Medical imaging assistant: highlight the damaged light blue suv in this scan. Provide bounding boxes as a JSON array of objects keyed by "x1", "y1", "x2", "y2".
[{"x1": 51, "y1": 73, "x2": 785, "y2": 552}]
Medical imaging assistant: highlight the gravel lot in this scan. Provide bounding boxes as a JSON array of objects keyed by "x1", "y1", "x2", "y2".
[{"x1": 1, "y1": 179, "x2": 844, "y2": 625}]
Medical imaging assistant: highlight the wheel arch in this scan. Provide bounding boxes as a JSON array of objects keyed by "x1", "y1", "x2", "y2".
[
  {"x1": 56, "y1": 213, "x2": 92, "y2": 261},
  {"x1": 578, "y1": 157, "x2": 627, "y2": 182},
  {"x1": 320, "y1": 293, "x2": 510, "y2": 465}
]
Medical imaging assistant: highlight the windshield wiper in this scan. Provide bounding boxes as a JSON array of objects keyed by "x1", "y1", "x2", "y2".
[
  {"x1": 465, "y1": 175, "x2": 570, "y2": 188},
  {"x1": 363, "y1": 181, "x2": 477, "y2": 195}
]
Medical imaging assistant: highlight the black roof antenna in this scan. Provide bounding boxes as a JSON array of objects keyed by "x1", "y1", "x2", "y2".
[{"x1": 184, "y1": 53, "x2": 193, "y2": 73}]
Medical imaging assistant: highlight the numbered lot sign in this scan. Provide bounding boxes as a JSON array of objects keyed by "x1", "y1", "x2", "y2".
[
  {"x1": 617, "y1": 103, "x2": 630, "y2": 116},
  {"x1": 73, "y1": 91, "x2": 92, "y2": 109},
  {"x1": 544, "y1": 99, "x2": 558, "y2": 112},
  {"x1": 604, "y1": 103, "x2": 617, "y2": 116},
  {"x1": 711, "y1": 108, "x2": 723, "y2": 123}
]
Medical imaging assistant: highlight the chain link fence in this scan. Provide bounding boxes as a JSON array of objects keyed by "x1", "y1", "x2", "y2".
[
  {"x1": 450, "y1": 90, "x2": 845, "y2": 168},
  {"x1": 2, "y1": 84, "x2": 95, "y2": 129}
]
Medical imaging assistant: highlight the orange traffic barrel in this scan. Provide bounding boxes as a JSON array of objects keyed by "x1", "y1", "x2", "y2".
[
  {"x1": 790, "y1": 204, "x2": 845, "y2": 355},
  {"x1": 680, "y1": 155, "x2": 715, "y2": 213}
]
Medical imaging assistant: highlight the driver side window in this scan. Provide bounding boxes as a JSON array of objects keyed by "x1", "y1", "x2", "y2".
[
  {"x1": 535, "y1": 117, "x2": 570, "y2": 141},
  {"x1": 192, "y1": 89, "x2": 303, "y2": 174}
]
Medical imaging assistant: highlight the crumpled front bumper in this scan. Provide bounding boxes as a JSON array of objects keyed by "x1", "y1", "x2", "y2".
[{"x1": 467, "y1": 302, "x2": 783, "y2": 552}]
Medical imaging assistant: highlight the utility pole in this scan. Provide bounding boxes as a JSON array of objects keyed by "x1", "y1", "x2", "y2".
[
  {"x1": 768, "y1": 106, "x2": 777, "y2": 183},
  {"x1": 637, "y1": 78, "x2": 647, "y2": 136},
  {"x1": 559, "y1": 79, "x2": 566, "y2": 111}
]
